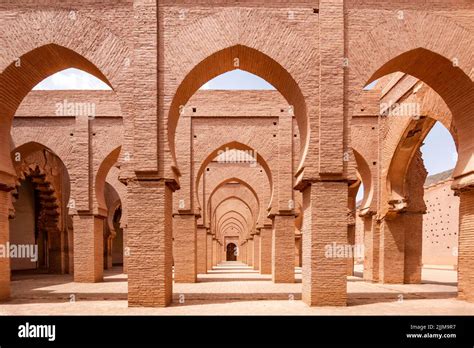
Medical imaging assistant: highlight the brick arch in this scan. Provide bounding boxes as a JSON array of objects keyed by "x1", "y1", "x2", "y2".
[
  {"x1": 384, "y1": 87, "x2": 457, "y2": 213},
  {"x1": 168, "y1": 44, "x2": 308, "y2": 179},
  {"x1": 225, "y1": 241, "x2": 238, "y2": 248},
  {"x1": 106, "y1": 166, "x2": 127, "y2": 229},
  {"x1": 216, "y1": 211, "x2": 249, "y2": 239},
  {"x1": 216, "y1": 209, "x2": 250, "y2": 233},
  {"x1": 215, "y1": 200, "x2": 254, "y2": 237},
  {"x1": 10, "y1": 142, "x2": 69, "y2": 249},
  {"x1": 221, "y1": 222, "x2": 244, "y2": 237},
  {"x1": 200, "y1": 166, "x2": 270, "y2": 227},
  {"x1": 105, "y1": 184, "x2": 122, "y2": 236},
  {"x1": 95, "y1": 146, "x2": 121, "y2": 217},
  {"x1": 220, "y1": 222, "x2": 244, "y2": 240},
  {"x1": 213, "y1": 196, "x2": 255, "y2": 231},
  {"x1": 347, "y1": 12, "x2": 473, "y2": 189},
  {"x1": 207, "y1": 179, "x2": 260, "y2": 227},
  {"x1": 353, "y1": 149, "x2": 373, "y2": 215},
  {"x1": 196, "y1": 141, "x2": 273, "y2": 213},
  {"x1": 0, "y1": 9, "x2": 130, "y2": 187}
]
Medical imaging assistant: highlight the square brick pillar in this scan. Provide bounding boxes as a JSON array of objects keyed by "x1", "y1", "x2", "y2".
[
  {"x1": 363, "y1": 214, "x2": 379, "y2": 282},
  {"x1": 216, "y1": 241, "x2": 222, "y2": 264},
  {"x1": 259, "y1": 226, "x2": 272, "y2": 274},
  {"x1": 253, "y1": 234, "x2": 260, "y2": 270},
  {"x1": 272, "y1": 215, "x2": 295, "y2": 283},
  {"x1": 173, "y1": 214, "x2": 197, "y2": 283},
  {"x1": 302, "y1": 182, "x2": 347, "y2": 306},
  {"x1": 295, "y1": 235, "x2": 302, "y2": 267},
  {"x1": 123, "y1": 227, "x2": 128, "y2": 274},
  {"x1": 458, "y1": 189, "x2": 474, "y2": 302},
  {"x1": 73, "y1": 214, "x2": 104, "y2": 283},
  {"x1": 212, "y1": 238, "x2": 217, "y2": 266},
  {"x1": 0, "y1": 190, "x2": 11, "y2": 300},
  {"x1": 379, "y1": 216, "x2": 405, "y2": 283},
  {"x1": 347, "y1": 224, "x2": 355, "y2": 276},
  {"x1": 241, "y1": 241, "x2": 247, "y2": 263},
  {"x1": 48, "y1": 228, "x2": 63, "y2": 274},
  {"x1": 104, "y1": 236, "x2": 113, "y2": 270},
  {"x1": 206, "y1": 232, "x2": 213, "y2": 270},
  {"x1": 128, "y1": 180, "x2": 173, "y2": 307},
  {"x1": 404, "y1": 213, "x2": 423, "y2": 284},
  {"x1": 248, "y1": 238, "x2": 254, "y2": 267},
  {"x1": 196, "y1": 226, "x2": 207, "y2": 274}
]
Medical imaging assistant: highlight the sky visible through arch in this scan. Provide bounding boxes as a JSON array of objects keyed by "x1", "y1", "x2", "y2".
[{"x1": 34, "y1": 68, "x2": 457, "y2": 202}]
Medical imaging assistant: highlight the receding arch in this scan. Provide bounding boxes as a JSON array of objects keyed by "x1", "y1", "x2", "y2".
[
  {"x1": 0, "y1": 43, "x2": 119, "y2": 187},
  {"x1": 217, "y1": 208, "x2": 252, "y2": 233},
  {"x1": 169, "y1": 44, "x2": 308, "y2": 177},
  {"x1": 363, "y1": 48, "x2": 473, "y2": 188},
  {"x1": 207, "y1": 179, "x2": 260, "y2": 225},
  {"x1": 95, "y1": 146, "x2": 121, "y2": 216},
  {"x1": 353, "y1": 149, "x2": 373, "y2": 214},
  {"x1": 196, "y1": 142, "x2": 272, "y2": 212},
  {"x1": 213, "y1": 196, "x2": 255, "y2": 229},
  {"x1": 217, "y1": 212, "x2": 249, "y2": 236}
]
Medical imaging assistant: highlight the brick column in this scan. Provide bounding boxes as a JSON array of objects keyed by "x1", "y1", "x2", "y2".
[
  {"x1": 104, "y1": 235, "x2": 113, "y2": 270},
  {"x1": 253, "y1": 233, "x2": 260, "y2": 270},
  {"x1": 347, "y1": 224, "x2": 355, "y2": 276},
  {"x1": 259, "y1": 226, "x2": 272, "y2": 274},
  {"x1": 123, "y1": 227, "x2": 128, "y2": 274},
  {"x1": 216, "y1": 240, "x2": 222, "y2": 264},
  {"x1": 173, "y1": 214, "x2": 197, "y2": 283},
  {"x1": 458, "y1": 189, "x2": 474, "y2": 302},
  {"x1": 128, "y1": 180, "x2": 173, "y2": 307},
  {"x1": 379, "y1": 215, "x2": 405, "y2": 283},
  {"x1": 272, "y1": 214, "x2": 295, "y2": 283},
  {"x1": 212, "y1": 238, "x2": 217, "y2": 266},
  {"x1": 295, "y1": 234, "x2": 302, "y2": 267},
  {"x1": 196, "y1": 226, "x2": 207, "y2": 274},
  {"x1": 363, "y1": 214, "x2": 379, "y2": 282},
  {"x1": 241, "y1": 241, "x2": 247, "y2": 263},
  {"x1": 404, "y1": 212, "x2": 423, "y2": 284},
  {"x1": 248, "y1": 238, "x2": 254, "y2": 267},
  {"x1": 73, "y1": 214, "x2": 104, "y2": 282},
  {"x1": 206, "y1": 232, "x2": 213, "y2": 270},
  {"x1": 0, "y1": 190, "x2": 11, "y2": 300},
  {"x1": 302, "y1": 182, "x2": 347, "y2": 306},
  {"x1": 48, "y1": 228, "x2": 63, "y2": 274}
]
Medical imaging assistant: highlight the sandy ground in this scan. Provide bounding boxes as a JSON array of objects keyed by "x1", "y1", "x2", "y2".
[{"x1": 0, "y1": 262, "x2": 472, "y2": 315}]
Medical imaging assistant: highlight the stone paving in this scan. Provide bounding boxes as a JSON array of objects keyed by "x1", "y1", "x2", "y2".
[{"x1": 0, "y1": 262, "x2": 472, "y2": 315}]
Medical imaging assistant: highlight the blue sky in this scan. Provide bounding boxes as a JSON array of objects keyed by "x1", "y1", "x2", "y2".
[{"x1": 35, "y1": 68, "x2": 457, "y2": 202}]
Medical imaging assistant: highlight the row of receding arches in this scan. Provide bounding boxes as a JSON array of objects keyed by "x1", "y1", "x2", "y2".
[{"x1": 0, "y1": 4, "x2": 473, "y2": 308}]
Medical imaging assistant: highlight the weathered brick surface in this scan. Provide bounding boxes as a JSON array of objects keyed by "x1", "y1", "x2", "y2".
[
  {"x1": 0, "y1": 0, "x2": 472, "y2": 309},
  {"x1": 127, "y1": 181, "x2": 173, "y2": 307},
  {"x1": 196, "y1": 226, "x2": 207, "y2": 273},
  {"x1": 272, "y1": 215, "x2": 295, "y2": 283},
  {"x1": 0, "y1": 190, "x2": 11, "y2": 300},
  {"x1": 302, "y1": 182, "x2": 347, "y2": 306},
  {"x1": 259, "y1": 226, "x2": 272, "y2": 274},
  {"x1": 253, "y1": 234, "x2": 260, "y2": 270},
  {"x1": 72, "y1": 214, "x2": 104, "y2": 282},
  {"x1": 173, "y1": 214, "x2": 197, "y2": 282},
  {"x1": 458, "y1": 189, "x2": 474, "y2": 302}
]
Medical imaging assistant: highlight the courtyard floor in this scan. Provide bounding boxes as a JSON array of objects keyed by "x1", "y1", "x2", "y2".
[{"x1": 1, "y1": 262, "x2": 472, "y2": 315}]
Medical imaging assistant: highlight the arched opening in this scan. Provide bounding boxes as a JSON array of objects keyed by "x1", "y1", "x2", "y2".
[
  {"x1": 169, "y1": 44, "x2": 308, "y2": 180},
  {"x1": 9, "y1": 142, "x2": 70, "y2": 276},
  {"x1": 196, "y1": 143, "x2": 273, "y2": 214},
  {"x1": 0, "y1": 44, "x2": 114, "y2": 185},
  {"x1": 226, "y1": 243, "x2": 237, "y2": 261},
  {"x1": 357, "y1": 46, "x2": 467, "y2": 297}
]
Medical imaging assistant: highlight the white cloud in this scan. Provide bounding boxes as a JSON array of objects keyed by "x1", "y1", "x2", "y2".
[{"x1": 33, "y1": 68, "x2": 111, "y2": 90}]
